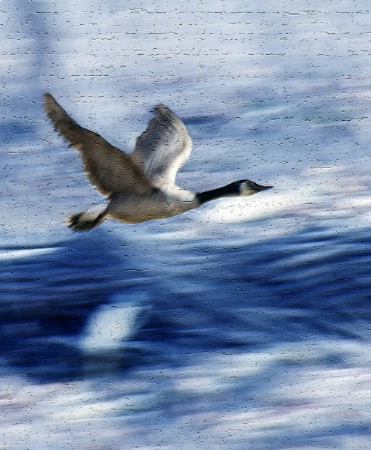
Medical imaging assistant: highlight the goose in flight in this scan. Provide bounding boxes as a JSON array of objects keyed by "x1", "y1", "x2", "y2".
[{"x1": 44, "y1": 94, "x2": 272, "y2": 231}]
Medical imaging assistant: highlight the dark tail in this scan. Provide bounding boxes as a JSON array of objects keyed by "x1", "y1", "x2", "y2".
[{"x1": 67, "y1": 205, "x2": 107, "y2": 232}]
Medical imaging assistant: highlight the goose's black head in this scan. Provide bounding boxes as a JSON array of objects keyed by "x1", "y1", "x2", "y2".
[
  {"x1": 233, "y1": 180, "x2": 273, "y2": 196},
  {"x1": 196, "y1": 180, "x2": 272, "y2": 205}
]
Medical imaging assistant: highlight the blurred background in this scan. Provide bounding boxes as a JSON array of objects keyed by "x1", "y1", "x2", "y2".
[{"x1": 2, "y1": 0, "x2": 371, "y2": 448}]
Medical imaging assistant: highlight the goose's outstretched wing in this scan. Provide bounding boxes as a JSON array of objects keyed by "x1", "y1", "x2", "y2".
[
  {"x1": 44, "y1": 94, "x2": 153, "y2": 196},
  {"x1": 131, "y1": 104, "x2": 192, "y2": 189}
]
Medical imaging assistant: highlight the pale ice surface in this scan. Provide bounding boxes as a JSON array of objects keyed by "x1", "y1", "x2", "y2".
[{"x1": 2, "y1": 0, "x2": 371, "y2": 448}]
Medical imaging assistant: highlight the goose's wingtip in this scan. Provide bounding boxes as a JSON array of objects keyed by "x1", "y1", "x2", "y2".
[
  {"x1": 153, "y1": 103, "x2": 170, "y2": 115},
  {"x1": 43, "y1": 93, "x2": 54, "y2": 102},
  {"x1": 43, "y1": 93, "x2": 58, "y2": 111}
]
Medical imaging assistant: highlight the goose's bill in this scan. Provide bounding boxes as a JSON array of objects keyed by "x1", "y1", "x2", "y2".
[{"x1": 253, "y1": 183, "x2": 273, "y2": 192}]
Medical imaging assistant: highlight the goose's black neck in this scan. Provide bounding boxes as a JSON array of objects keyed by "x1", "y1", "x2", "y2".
[{"x1": 196, "y1": 182, "x2": 239, "y2": 205}]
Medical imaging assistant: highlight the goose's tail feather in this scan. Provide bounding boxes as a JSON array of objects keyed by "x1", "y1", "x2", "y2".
[{"x1": 67, "y1": 204, "x2": 107, "y2": 232}]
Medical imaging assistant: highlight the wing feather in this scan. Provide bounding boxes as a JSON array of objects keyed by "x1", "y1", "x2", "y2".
[
  {"x1": 44, "y1": 94, "x2": 153, "y2": 196},
  {"x1": 131, "y1": 104, "x2": 192, "y2": 189}
]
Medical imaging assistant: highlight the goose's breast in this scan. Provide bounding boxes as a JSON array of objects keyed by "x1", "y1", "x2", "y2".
[{"x1": 107, "y1": 189, "x2": 198, "y2": 224}]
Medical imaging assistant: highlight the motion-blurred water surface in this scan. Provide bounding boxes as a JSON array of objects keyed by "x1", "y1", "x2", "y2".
[{"x1": 2, "y1": 1, "x2": 371, "y2": 448}]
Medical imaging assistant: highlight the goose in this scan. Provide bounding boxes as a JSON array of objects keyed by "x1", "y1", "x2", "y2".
[{"x1": 44, "y1": 94, "x2": 272, "y2": 231}]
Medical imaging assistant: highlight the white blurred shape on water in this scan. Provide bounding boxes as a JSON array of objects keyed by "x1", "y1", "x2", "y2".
[
  {"x1": 0, "y1": 247, "x2": 58, "y2": 261},
  {"x1": 80, "y1": 294, "x2": 151, "y2": 353}
]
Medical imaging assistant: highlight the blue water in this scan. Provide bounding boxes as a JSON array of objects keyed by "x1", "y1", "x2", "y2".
[{"x1": 2, "y1": 1, "x2": 371, "y2": 448}]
